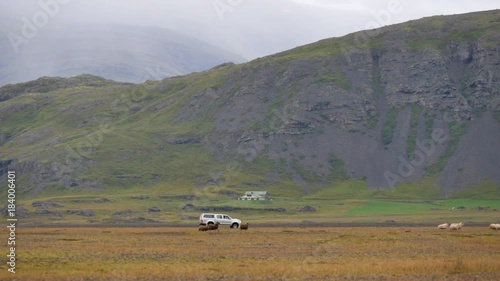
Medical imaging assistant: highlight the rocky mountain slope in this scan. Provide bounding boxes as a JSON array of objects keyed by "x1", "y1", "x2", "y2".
[
  {"x1": 0, "y1": 24, "x2": 245, "y2": 86},
  {"x1": 0, "y1": 10, "x2": 499, "y2": 198}
]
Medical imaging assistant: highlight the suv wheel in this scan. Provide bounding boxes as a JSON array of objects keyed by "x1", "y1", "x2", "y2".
[{"x1": 231, "y1": 223, "x2": 239, "y2": 229}]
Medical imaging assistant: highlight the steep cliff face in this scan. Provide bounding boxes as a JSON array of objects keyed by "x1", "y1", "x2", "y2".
[
  {"x1": 0, "y1": 10, "x2": 499, "y2": 196},
  {"x1": 197, "y1": 10, "x2": 500, "y2": 190}
]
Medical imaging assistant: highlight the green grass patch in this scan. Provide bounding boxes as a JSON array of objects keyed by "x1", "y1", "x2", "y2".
[
  {"x1": 407, "y1": 38, "x2": 444, "y2": 53},
  {"x1": 365, "y1": 114, "x2": 378, "y2": 129},
  {"x1": 246, "y1": 120, "x2": 261, "y2": 131},
  {"x1": 437, "y1": 198, "x2": 500, "y2": 209},
  {"x1": 382, "y1": 108, "x2": 398, "y2": 145},
  {"x1": 424, "y1": 112, "x2": 434, "y2": 140},
  {"x1": 451, "y1": 182, "x2": 500, "y2": 199},
  {"x1": 291, "y1": 159, "x2": 320, "y2": 183},
  {"x1": 405, "y1": 11, "x2": 500, "y2": 53},
  {"x1": 344, "y1": 200, "x2": 436, "y2": 215},
  {"x1": 407, "y1": 105, "x2": 422, "y2": 160},
  {"x1": 377, "y1": 176, "x2": 440, "y2": 199},
  {"x1": 328, "y1": 154, "x2": 349, "y2": 181},
  {"x1": 315, "y1": 69, "x2": 351, "y2": 91},
  {"x1": 425, "y1": 121, "x2": 469, "y2": 175},
  {"x1": 243, "y1": 155, "x2": 277, "y2": 176},
  {"x1": 268, "y1": 37, "x2": 346, "y2": 61},
  {"x1": 82, "y1": 137, "x2": 218, "y2": 189},
  {"x1": 306, "y1": 180, "x2": 372, "y2": 199}
]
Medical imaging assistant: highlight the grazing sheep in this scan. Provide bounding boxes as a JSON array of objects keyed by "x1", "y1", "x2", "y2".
[
  {"x1": 208, "y1": 222, "x2": 220, "y2": 231},
  {"x1": 489, "y1": 223, "x2": 500, "y2": 230},
  {"x1": 437, "y1": 223, "x2": 448, "y2": 230},
  {"x1": 199, "y1": 225, "x2": 209, "y2": 231},
  {"x1": 240, "y1": 223, "x2": 249, "y2": 230},
  {"x1": 449, "y1": 222, "x2": 464, "y2": 230}
]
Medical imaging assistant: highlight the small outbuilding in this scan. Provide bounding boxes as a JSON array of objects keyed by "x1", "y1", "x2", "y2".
[{"x1": 238, "y1": 191, "x2": 270, "y2": 201}]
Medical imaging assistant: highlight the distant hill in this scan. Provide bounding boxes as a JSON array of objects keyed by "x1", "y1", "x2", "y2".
[
  {"x1": 0, "y1": 10, "x2": 499, "y2": 199},
  {"x1": 0, "y1": 24, "x2": 246, "y2": 85}
]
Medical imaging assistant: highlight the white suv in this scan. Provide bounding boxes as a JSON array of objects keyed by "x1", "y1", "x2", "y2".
[{"x1": 199, "y1": 213, "x2": 242, "y2": 228}]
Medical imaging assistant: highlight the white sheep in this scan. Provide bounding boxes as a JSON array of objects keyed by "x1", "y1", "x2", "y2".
[
  {"x1": 489, "y1": 223, "x2": 500, "y2": 230},
  {"x1": 449, "y1": 222, "x2": 464, "y2": 230},
  {"x1": 438, "y1": 223, "x2": 448, "y2": 229},
  {"x1": 437, "y1": 223, "x2": 448, "y2": 230}
]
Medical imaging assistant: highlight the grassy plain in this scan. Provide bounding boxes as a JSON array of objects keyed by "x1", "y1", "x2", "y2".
[
  {"x1": 1, "y1": 226, "x2": 500, "y2": 281},
  {"x1": 17, "y1": 187, "x2": 500, "y2": 225}
]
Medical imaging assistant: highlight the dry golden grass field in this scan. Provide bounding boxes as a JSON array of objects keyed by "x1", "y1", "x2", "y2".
[{"x1": 1, "y1": 226, "x2": 500, "y2": 281}]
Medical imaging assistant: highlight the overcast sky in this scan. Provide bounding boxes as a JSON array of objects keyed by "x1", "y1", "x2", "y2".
[{"x1": 1, "y1": 0, "x2": 499, "y2": 60}]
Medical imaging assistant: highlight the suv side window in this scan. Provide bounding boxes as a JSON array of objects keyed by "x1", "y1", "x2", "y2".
[
  {"x1": 217, "y1": 215, "x2": 222, "y2": 219},
  {"x1": 223, "y1": 215, "x2": 230, "y2": 219},
  {"x1": 204, "y1": 214, "x2": 214, "y2": 218}
]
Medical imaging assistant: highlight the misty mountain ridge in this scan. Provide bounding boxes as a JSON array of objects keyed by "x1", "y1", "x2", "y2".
[
  {"x1": 0, "y1": 23, "x2": 246, "y2": 86},
  {"x1": 0, "y1": 10, "x2": 499, "y2": 199}
]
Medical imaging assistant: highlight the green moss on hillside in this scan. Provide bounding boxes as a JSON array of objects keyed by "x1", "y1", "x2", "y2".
[
  {"x1": 407, "y1": 38, "x2": 445, "y2": 53},
  {"x1": 328, "y1": 154, "x2": 349, "y2": 182},
  {"x1": 424, "y1": 113, "x2": 434, "y2": 140},
  {"x1": 407, "y1": 105, "x2": 422, "y2": 160},
  {"x1": 306, "y1": 180, "x2": 371, "y2": 199},
  {"x1": 382, "y1": 108, "x2": 398, "y2": 145},
  {"x1": 405, "y1": 11, "x2": 500, "y2": 52},
  {"x1": 451, "y1": 182, "x2": 500, "y2": 199},
  {"x1": 365, "y1": 113, "x2": 378, "y2": 129},
  {"x1": 291, "y1": 159, "x2": 320, "y2": 183},
  {"x1": 377, "y1": 177, "x2": 440, "y2": 199},
  {"x1": 425, "y1": 121, "x2": 469, "y2": 175},
  {"x1": 315, "y1": 69, "x2": 351, "y2": 91}
]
